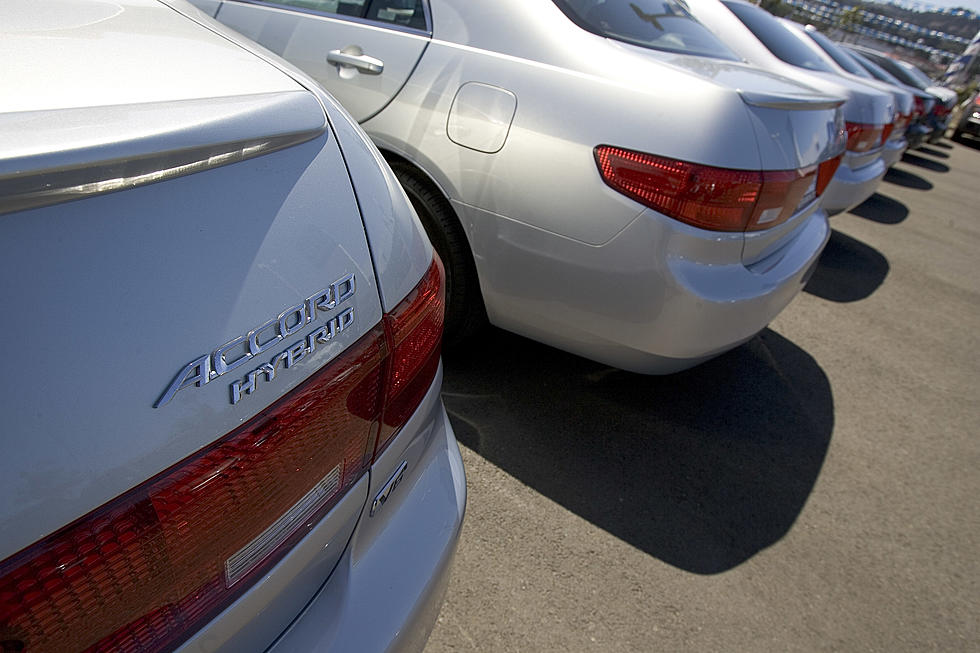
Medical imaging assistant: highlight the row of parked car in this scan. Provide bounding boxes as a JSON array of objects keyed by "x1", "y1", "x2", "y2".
[{"x1": 0, "y1": 1, "x2": 962, "y2": 652}]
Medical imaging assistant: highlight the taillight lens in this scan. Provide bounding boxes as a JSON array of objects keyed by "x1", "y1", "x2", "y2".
[
  {"x1": 933, "y1": 103, "x2": 951, "y2": 118},
  {"x1": 377, "y1": 255, "x2": 446, "y2": 455},
  {"x1": 919, "y1": 96, "x2": 935, "y2": 116},
  {"x1": 893, "y1": 112, "x2": 911, "y2": 131},
  {"x1": 845, "y1": 122, "x2": 884, "y2": 152},
  {"x1": 0, "y1": 256, "x2": 445, "y2": 653},
  {"x1": 816, "y1": 154, "x2": 843, "y2": 196},
  {"x1": 912, "y1": 95, "x2": 925, "y2": 118},
  {"x1": 880, "y1": 122, "x2": 895, "y2": 144},
  {"x1": 594, "y1": 145, "x2": 830, "y2": 233}
]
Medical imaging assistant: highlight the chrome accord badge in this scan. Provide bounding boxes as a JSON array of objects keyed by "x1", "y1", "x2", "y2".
[{"x1": 155, "y1": 274, "x2": 356, "y2": 408}]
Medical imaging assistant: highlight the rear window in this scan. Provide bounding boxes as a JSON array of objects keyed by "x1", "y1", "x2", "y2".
[
  {"x1": 861, "y1": 52, "x2": 924, "y2": 89},
  {"x1": 898, "y1": 61, "x2": 934, "y2": 87},
  {"x1": 845, "y1": 48, "x2": 904, "y2": 85},
  {"x1": 804, "y1": 28, "x2": 871, "y2": 78},
  {"x1": 553, "y1": 0, "x2": 738, "y2": 59},
  {"x1": 266, "y1": 0, "x2": 427, "y2": 31},
  {"x1": 723, "y1": 1, "x2": 834, "y2": 72}
]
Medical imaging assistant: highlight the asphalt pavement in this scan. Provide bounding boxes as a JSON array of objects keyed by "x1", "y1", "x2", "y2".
[{"x1": 424, "y1": 136, "x2": 980, "y2": 652}]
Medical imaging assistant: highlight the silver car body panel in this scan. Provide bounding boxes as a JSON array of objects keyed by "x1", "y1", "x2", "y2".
[
  {"x1": 1, "y1": 1, "x2": 462, "y2": 652},
  {"x1": 208, "y1": 0, "x2": 843, "y2": 372},
  {"x1": 215, "y1": 2, "x2": 430, "y2": 121},
  {"x1": 1, "y1": 0, "x2": 298, "y2": 113},
  {"x1": 174, "y1": 0, "x2": 437, "y2": 311},
  {"x1": 454, "y1": 194, "x2": 829, "y2": 374}
]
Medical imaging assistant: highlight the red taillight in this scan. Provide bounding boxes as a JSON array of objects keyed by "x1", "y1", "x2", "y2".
[
  {"x1": 880, "y1": 122, "x2": 895, "y2": 144},
  {"x1": 912, "y1": 95, "x2": 926, "y2": 118},
  {"x1": 845, "y1": 122, "x2": 884, "y2": 152},
  {"x1": 0, "y1": 257, "x2": 445, "y2": 653},
  {"x1": 893, "y1": 112, "x2": 911, "y2": 131},
  {"x1": 594, "y1": 145, "x2": 828, "y2": 233},
  {"x1": 816, "y1": 154, "x2": 843, "y2": 196},
  {"x1": 933, "y1": 103, "x2": 951, "y2": 118},
  {"x1": 377, "y1": 255, "x2": 445, "y2": 455}
]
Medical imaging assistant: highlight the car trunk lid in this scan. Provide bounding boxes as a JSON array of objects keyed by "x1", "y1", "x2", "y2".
[{"x1": 738, "y1": 89, "x2": 845, "y2": 265}]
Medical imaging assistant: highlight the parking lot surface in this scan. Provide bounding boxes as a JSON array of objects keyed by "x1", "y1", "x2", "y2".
[{"x1": 425, "y1": 138, "x2": 980, "y2": 652}]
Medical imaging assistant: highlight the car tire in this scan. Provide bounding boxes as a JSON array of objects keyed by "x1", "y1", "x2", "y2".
[{"x1": 390, "y1": 161, "x2": 487, "y2": 349}]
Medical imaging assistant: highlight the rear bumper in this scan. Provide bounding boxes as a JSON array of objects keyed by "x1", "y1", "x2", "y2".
[
  {"x1": 881, "y1": 137, "x2": 908, "y2": 169},
  {"x1": 457, "y1": 199, "x2": 829, "y2": 375},
  {"x1": 906, "y1": 123, "x2": 931, "y2": 149},
  {"x1": 177, "y1": 365, "x2": 465, "y2": 653},
  {"x1": 955, "y1": 114, "x2": 980, "y2": 137},
  {"x1": 927, "y1": 116, "x2": 950, "y2": 142},
  {"x1": 821, "y1": 152, "x2": 886, "y2": 216},
  {"x1": 267, "y1": 368, "x2": 465, "y2": 653}
]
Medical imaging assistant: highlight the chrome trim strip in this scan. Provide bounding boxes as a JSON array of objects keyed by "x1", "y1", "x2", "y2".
[
  {"x1": 371, "y1": 460, "x2": 408, "y2": 516},
  {"x1": 225, "y1": 0, "x2": 432, "y2": 37},
  {"x1": 224, "y1": 464, "x2": 341, "y2": 587},
  {"x1": 0, "y1": 128, "x2": 323, "y2": 216}
]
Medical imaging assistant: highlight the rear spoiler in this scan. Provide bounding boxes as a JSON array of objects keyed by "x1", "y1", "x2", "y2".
[
  {"x1": 740, "y1": 90, "x2": 846, "y2": 111},
  {"x1": 0, "y1": 90, "x2": 325, "y2": 216}
]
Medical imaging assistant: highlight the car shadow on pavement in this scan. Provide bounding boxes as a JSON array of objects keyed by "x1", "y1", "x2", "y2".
[
  {"x1": 442, "y1": 327, "x2": 833, "y2": 575},
  {"x1": 952, "y1": 134, "x2": 980, "y2": 150},
  {"x1": 804, "y1": 229, "x2": 889, "y2": 302},
  {"x1": 848, "y1": 193, "x2": 909, "y2": 224},
  {"x1": 883, "y1": 166, "x2": 933, "y2": 190},
  {"x1": 900, "y1": 152, "x2": 950, "y2": 172},
  {"x1": 915, "y1": 146, "x2": 949, "y2": 159}
]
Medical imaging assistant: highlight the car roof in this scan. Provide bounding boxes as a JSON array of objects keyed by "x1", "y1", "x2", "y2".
[{"x1": 0, "y1": 0, "x2": 301, "y2": 114}]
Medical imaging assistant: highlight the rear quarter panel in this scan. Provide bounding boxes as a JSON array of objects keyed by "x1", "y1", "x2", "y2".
[{"x1": 365, "y1": 37, "x2": 765, "y2": 246}]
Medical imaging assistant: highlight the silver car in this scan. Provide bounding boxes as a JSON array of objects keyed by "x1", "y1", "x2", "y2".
[
  {"x1": 839, "y1": 45, "x2": 936, "y2": 149},
  {"x1": 0, "y1": 1, "x2": 464, "y2": 651},
  {"x1": 848, "y1": 45, "x2": 957, "y2": 144},
  {"x1": 794, "y1": 24, "x2": 915, "y2": 169},
  {"x1": 684, "y1": 0, "x2": 895, "y2": 215},
  {"x1": 201, "y1": 0, "x2": 845, "y2": 374}
]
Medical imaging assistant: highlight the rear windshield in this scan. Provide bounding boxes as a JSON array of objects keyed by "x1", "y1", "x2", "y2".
[
  {"x1": 553, "y1": 0, "x2": 738, "y2": 59},
  {"x1": 898, "y1": 61, "x2": 934, "y2": 87},
  {"x1": 804, "y1": 28, "x2": 871, "y2": 78},
  {"x1": 722, "y1": 1, "x2": 834, "y2": 72},
  {"x1": 862, "y1": 52, "x2": 924, "y2": 89},
  {"x1": 845, "y1": 48, "x2": 904, "y2": 85}
]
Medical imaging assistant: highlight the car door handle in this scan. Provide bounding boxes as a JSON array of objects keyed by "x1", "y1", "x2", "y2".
[{"x1": 327, "y1": 48, "x2": 384, "y2": 75}]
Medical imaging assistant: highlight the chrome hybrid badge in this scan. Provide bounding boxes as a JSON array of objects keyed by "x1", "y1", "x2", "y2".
[{"x1": 155, "y1": 274, "x2": 356, "y2": 408}]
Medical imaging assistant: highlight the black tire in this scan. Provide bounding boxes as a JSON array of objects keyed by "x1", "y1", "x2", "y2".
[{"x1": 390, "y1": 161, "x2": 487, "y2": 349}]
